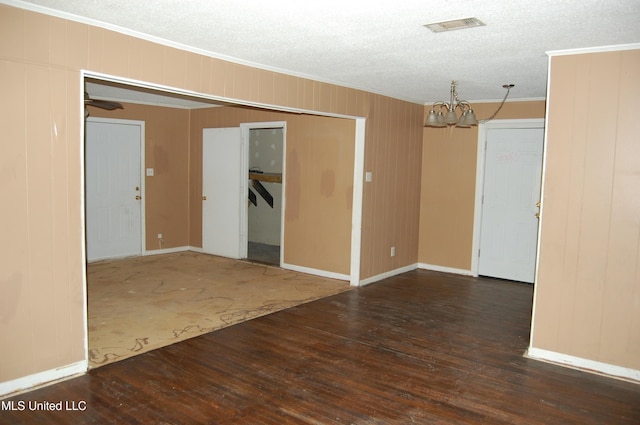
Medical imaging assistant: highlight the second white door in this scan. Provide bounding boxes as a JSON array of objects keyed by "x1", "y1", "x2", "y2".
[{"x1": 478, "y1": 126, "x2": 544, "y2": 283}]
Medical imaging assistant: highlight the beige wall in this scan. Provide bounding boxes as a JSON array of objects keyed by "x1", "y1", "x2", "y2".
[
  {"x1": 419, "y1": 101, "x2": 546, "y2": 270},
  {"x1": 89, "y1": 103, "x2": 191, "y2": 250},
  {"x1": 0, "y1": 4, "x2": 423, "y2": 386},
  {"x1": 531, "y1": 49, "x2": 640, "y2": 370}
]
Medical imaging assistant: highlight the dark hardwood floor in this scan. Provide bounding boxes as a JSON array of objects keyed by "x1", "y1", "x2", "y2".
[{"x1": 2, "y1": 270, "x2": 639, "y2": 424}]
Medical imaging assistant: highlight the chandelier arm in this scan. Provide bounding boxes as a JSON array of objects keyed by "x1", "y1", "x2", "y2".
[{"x1": 431, "y1": 101, "x2": 446, "y2": 109}]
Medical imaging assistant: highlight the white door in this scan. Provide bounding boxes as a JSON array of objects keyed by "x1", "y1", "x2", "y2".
[
  {"x1": 85, "y1": 119, "x2": 143, "y2": 262},
  {"x1": 478, "y1": 127, "x2": 544, "y2": 283},
  {"x1": 202, "y1": 127, "x2": 246, "y2": 259}
]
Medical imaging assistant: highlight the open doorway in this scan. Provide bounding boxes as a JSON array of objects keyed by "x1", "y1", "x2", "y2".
[
  {"x1": 246, "y1": 124, "x2": 285, "y2": 266},
  {"x1": 82, "y1": 73, "x2": 365, "y2": 368}
]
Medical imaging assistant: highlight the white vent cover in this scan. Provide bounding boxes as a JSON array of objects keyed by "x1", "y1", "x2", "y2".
[{"x1": 424, "y1": 17, "x2": 485, "y2": 33}]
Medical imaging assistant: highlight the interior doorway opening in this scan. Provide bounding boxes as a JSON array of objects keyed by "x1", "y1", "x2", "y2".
[
  {"x1": 82, "y1": 71, "x2": 366, "y2": 369},
  {"x1": 245, "y1": 124, "x2": 285, "y2": 266}
]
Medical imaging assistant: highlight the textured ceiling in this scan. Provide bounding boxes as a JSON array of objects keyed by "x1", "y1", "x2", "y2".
[{"x1": 7, "y1": 0, "x2": 640, "y2": 105}]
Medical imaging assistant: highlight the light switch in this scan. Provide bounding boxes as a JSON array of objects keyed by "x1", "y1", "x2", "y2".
[
  {"x1": 146, "y1": 168, "x2": 154, "y2": 176},
  {"x1": 365, "y1": 172, "x2": 373, "y2": 182}
]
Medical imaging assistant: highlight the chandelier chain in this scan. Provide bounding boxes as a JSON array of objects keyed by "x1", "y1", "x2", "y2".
[{"x1": 481, "y1": 85, "x2": 513, "y2": 122}]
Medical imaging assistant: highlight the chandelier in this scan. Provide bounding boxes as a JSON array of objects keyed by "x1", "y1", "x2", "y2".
[{"x1": 425, "y1": 81, "x2": 513, "y2": 128}]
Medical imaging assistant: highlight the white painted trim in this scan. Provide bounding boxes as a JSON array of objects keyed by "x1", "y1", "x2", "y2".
[
  {"x1": 147, "y1": 249, "x2": 355, "y2": 284},
  {"x1": 547, "y1": 43, "x2": 640, "y2": 57},
  {"x1": 143, "y1": 246, "x2": 191, "y2": 256},
  {"x1": 423, "y1": 97, "x2": 546, "y2": 106},
  {"x1": 529, "y1": 63, "x2": 554, "y2": 350},
  {"x1": 87, "y1": 253, "x2": 140, "y2": 264},
  {"x1": 349, "y1": 119, "x2": 366, "y2": 286},
  {"x1": 140, "y1": 123, "x2": 146, "y2": 253},
  {"x1": 359, "y1": 263, "x2": 418, "y2": 286},
  {"x1": 281, "y1": 262, "x2": 350, "y2": 282},
  {"x1": 472, "y1": 119, "x2": 545, "y2": 277},
  {"x1": 81, "y1": 71, "x2": 366, "y2": 121},
  {"x1": 79, "y1": 75, "x2": 89, "y2": 381},
  {"x1": 417, "y1": 263, "x2": 473, "y2": 276},
  {"x1": 0, "y1": 361, "x2": 87, "y2": 398},
  {"x1": 525, "y1": 347, "x2": 640, "y2": 384}
]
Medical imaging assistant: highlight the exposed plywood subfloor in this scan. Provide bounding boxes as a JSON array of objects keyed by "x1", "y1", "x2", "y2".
[{"x1": 87, "y1": 251, "x2": 350, "y2": 368}]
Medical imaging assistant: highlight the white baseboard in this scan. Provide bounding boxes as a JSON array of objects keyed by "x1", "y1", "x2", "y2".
[
  {"x1": 148, "y1": 248, "x2": 349, "y2": 282},
  {"x1": 418, "y1": 263, "x2": 473, "y2": 276},
  {"x1": 525, "y1": 347, "x2": 640, "y2": 383},
  {"x1": 0, "y1": 360, "x2": 87, "y2": 399},
  {"x1": 144, "y1": 246, "x2": 191, "y2": 256},
  {"x1": 359, "y1": 263, "x2": 418, "y2": 287},
  {"x1": 281, "y1": 262, "x2": 350, "y2": 282}
]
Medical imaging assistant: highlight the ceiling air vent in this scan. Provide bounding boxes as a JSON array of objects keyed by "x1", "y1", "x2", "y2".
[{"x1": 424, "y1": 17, "x2": 485, "y2": 33}]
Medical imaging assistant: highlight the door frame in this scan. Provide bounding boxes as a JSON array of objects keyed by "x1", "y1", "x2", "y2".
[
  {"x1": 471, "y1": 118, "x2": 545, "y2": 277},
  {"x1": 85, "y1": 117, "x2": 147, "y2": 260},
  {"x1": 240, "y1": 121, "x2": 287, "y2": 265},
  {"x1": 80, "y1": 71, "x2": 366, "y2": 378}
]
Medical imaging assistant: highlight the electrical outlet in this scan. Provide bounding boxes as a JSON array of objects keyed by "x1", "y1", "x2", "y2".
[
  {"x1": 390, "y1": 246, "x2": 396, "y2": 257},
  {"x1": 157, "y1": 233, "x2": 163, "y2": 239}
]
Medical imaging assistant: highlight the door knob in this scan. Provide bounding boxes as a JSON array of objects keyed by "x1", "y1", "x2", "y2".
[
  {"x1": 202, "y1": 195, "x2": 207, "y2": 201},
  {"x1": 135, "y1": 195, "x2": 141, "y2": 200}
]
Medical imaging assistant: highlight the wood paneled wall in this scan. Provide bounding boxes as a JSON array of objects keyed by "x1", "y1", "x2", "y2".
[
  {"x1": 0, "y1": 4, "x2": 423, "y2": 388},
  {"x1": 360, "y1": 97, "x2": 424, "y2": 278},
  {"x1": 531, "y1": 48, "x2": 640, "y2": 371}
]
